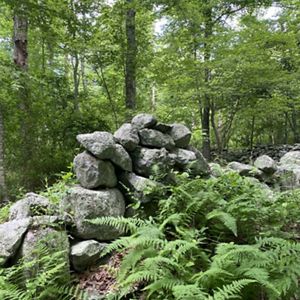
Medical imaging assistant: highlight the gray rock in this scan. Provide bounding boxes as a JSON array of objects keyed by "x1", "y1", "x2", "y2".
[
  {"x1": 276, "y1": 166, "x2": 300, "y2": 190},
  {"x1": 254, "y1": 155, "x2": 277, "y2": 174},
  {"x1": 209, "y1": 163, "x2": 224, "y2": 177},
  {"x1": 131, "y1": 113, "x2": 157, "y2": 129},
  {"x1": 120, "y1": 172, "x2": 160, "y2": 203},
  {"x1": 71, "y1": 240, "x2": 107, "y2": 272},
  {"x1": 114, "y1": 123, "x2": 139, "y2": 151},
  {"x1": 74, "y1": 151, "x2": 117, "y2": 189},
  {"x1": 111, "y1": 144, "x2": 132, "y2": 171},
  {"x1": 227, "y1": 161, "x2": 261, "y2": 177},
  {"x1": 172, "y1": 148, "x2": 210, "y2": 176},
  {"x1": 154, "y1": 123, "x2": 172, "y2": 133},
  {"x1": 61, "y1": 186, "x2": 125, "y2": 241},
  {"x1": 170, "y1": 124, "x2": 191, "y2": 148},
  {"x1": 139, "y1": 129, "x2": 175, "y2": 150},
  {"x1": 76, "y1": 132, "x2": 116, "y2": 159},
  {"x1": 0, "y1": 218, "x2": 31, "y2": 266},
  {"x1": 132, "y1": 147, "x2": 174, "y2": 177},
  {"x1": 280, "y1": 151, "x2": 300, "y2": 165},
  {"x1": 9, "y1": 193, "x2": 51, "y2": 221},
  {"x1": 20, "y1": 227, "x2": 70, "y2": 278}
]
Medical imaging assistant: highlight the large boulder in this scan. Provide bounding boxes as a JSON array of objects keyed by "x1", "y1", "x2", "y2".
[
  {"x1": 132, "y1": 147, "x2": 174, "y2": 177},
  {"x1": 280, "y1": 151, "x2": 300, "y2": 166},
  {"x1": 76, "y1": 132, "x2": 116, "y2": 159},
  {"x1": 276, "y1": 166, "x2": 300, "y2": 190},
  {"x1": 139, "y1": 129, "x2": 175, "y2": 150},
  {"x1": 114, "y1": 123, "x2": 139, "y2": 151},
  {"x1": 170, "y1": 124, "x2": 191, "y2": 148},
  {"x1": 227, "y1": 161, "x2": 261, "y2": 177},
  {"x1": 119, "y1": 172, "x2": 160, "y2": 203},
  {"x1": 61, "y1": 186, "x2": 125, "y2": 241},
  {"x1": 172, "y1": 148, "x2": 210, "y2": 176},
  {"x1": 131, "y1": 113, "x2": 157, "y2": 129},
  {"x1": 0, "y1": 218, "x2": 31, "y2": 266},
  {"x1": 71, "y1": 240, "x2": 107, "y2": 272},
  {"x1": 254, "y1": 155, "x2": 277, "y2": 174},
  {"x1": 19, "y1": 226, "x2": 70, "y2": 278},
  {"x1": 74, "y1": 151, "x2": 117, "y2": 189},
  {"x1": 9, "y1": 193, "x2": 52, "y2": 221},
  {"x1": 111, "y1": 144, "x2": 132, "y2": 171}
]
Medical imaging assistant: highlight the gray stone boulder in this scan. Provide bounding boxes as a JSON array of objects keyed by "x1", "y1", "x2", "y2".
[
  {"x1": 131, "y1": 113, "x2": 157, "y2": 129},
  {"x1": 76, "y1": 132, "x2": 116, "y2": 159},
  {"x1": 71, "y1": 240, "x2": 107, "y2": 272},
  {"x1": 132, "y1": 147, "x2": 174, "y2": 177},
  {"x1": 254, "y1": 155, "x2": 277, "y2": 174},
  {"x1": 154, "y1": 123, "x2": 172, "y2": 133},
  {"x1": 114, "y1": 123, "x2": 139, "y2": 151},
  {"x1": 9, "y1": 193, "x2": 52, "y2": 221},
  {"x1": 0, "y1": 218, "x2": 31, "y2": 266},
  {"x1": 74, "y1": 151, "x2": 117, "y2": 189},
  {"x1": 170, "y1": 124, "x2": 191, "y2": 148},
  {"x1": 172, "y1": 148, "x2": 210, "y2": 176},
  {"x1": 139, "y1": 129, "x2": 175, "y2": 150},
  {"x1": 119, "y1": 172, "x2": 160, "y2": 203},
  {"x1": 61, "y1": 186, "x2": 125, "y2": 241},
  {"x1": 111, "y1": 144, "x2": 132, "y2": 171},
  {"x1": 227, "y1": 161, "x2": 261, "y2": 177},
  {"x1": 280, "y1": 151, "x2": 300, "y2": 166},
  {"x1": 209, "y1": 163, "x2": 224, "y2": 177},
  {"x1": 276, "y1": 166, "x2": 300, "y2": 190},
  {"x1": 20, "y1": 226, "x2": 70, "y2": 278}
]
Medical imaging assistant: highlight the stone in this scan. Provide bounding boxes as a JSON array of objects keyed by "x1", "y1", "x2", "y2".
[
  {"x1": 139, "y1": 129, "x2": 175, "y2": 150},
  {"x1": 132, "y1": 147, "x2": 174, "y2": 177},
  {"x1": 119, "y1": 172, "x2": 160, "y2": 203},
  {"x1": 209, "y1": 163, "x2": 224, "y2": 177},
  {"x1": 74, "y1": 151, "x2": 117, "y2": 189},
  {"x1": 254, "y1": 155, "x2": 277, "y2": 174},
  {"x1": 76, "y1": 132, "x2": 116, "y2": 159},
  {"x1": 154, "y1": 123, "x2": 172, "y2": 133},
  {"x1": 172, "y1": 148, "x2": 209, "y2": 176},
  {"x1": 114, "y1": 123, "x2": 139, "y2": 151},
  {"x1": 71, "y1": 240, "x2": 107, "y2": 272},
  {"x1": 280, "y1": 151, "x2": 300, "y2": 166},
  {"x1": 20, "y1": 227, "x2": 70, "y2": 278},
  {"x1": 276, "y1": 166, "x2": 300, "y2": 190},
  {"x1": 61, "y1": 186, "x2": 125, "y2": 241},
  {"x1": 186, "y1": 146, "x2": 210, "y2": 175},
  {"x1": 131, "y1": 113, "x2": 157, "y2": 129},
  {"x1": 170, "y1": 124, "x2": 191, "y2": 148},
  {"x1": 9, "y1": 193, "x2": 52, "y2": 221},
  {"x1": 227, "y1": 161, "x2": 261, "y2": 177},
  {"x1": 0, "y1": 218, "x2": 31, "y2": 266},
  {"x1": 111, "y1": 144, "x2": 132, "y2": 171}
]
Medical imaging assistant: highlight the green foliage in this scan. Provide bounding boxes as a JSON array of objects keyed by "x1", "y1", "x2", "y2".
[
  {"x1": 0, "y1": 246, "x2": 74, "y2": 300},
  {"x1": 91, "y1": 172, "x2": 300, "y2": 299}
]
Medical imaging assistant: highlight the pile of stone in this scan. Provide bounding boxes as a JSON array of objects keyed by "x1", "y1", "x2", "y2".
[
  {"x1": 0, "y1": 113, "x2": 210, "y2": 276},
  {"x1": 218, "y1": 151, "x2": 300, "y2": 190},
  {"x1": 212, "y1": 143, "x2": 300, "y2": 164}
]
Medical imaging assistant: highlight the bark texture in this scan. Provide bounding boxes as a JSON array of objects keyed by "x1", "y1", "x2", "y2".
[{"x1": 125, "y1": 0, "x2": 137, "y2": 111}]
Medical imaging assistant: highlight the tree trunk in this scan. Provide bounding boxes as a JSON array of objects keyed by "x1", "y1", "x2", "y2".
[
  {"x1": 0, "y1": 108, "x2": 7, "y2": 202},
  {"x1": 13, "y1": 13, "x2": 33, "y2": 189},
  {"x1": 125, "y1": 0, "x2": 137, "y2": 111},
  {"x1": 201, "y1": 7, "x2": 212, "y2": 160}
]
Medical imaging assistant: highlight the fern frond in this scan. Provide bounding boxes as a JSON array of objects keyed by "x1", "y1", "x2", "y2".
[
  {"x1": 210, "y1": 279, "x2": 256, "y2": 300},
  {"x1": 207, "y1": 210, "x2": 237, "y2": 236}
]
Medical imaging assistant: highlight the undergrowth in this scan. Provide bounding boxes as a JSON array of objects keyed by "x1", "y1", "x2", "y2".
[{"x1": 91, "y1": 172, "x2": 300, "y2": 299}]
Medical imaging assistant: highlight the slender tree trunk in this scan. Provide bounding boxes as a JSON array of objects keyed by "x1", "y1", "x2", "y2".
[
  {"x1": 72, "y1": 53, "x2": 80, "y2": 111},
  {"x1": 0, "y1": 108, "x2": 7, "y2": 202},
  {"x1": 125, "y1": 0, "x2": 137, "y2": 111},
  {"x1": 151, "y1": 85, "x2": 156, "y2": 111},
  {"x1": 201, "y1": 8, "x2": 212, "y2": 160},
  {"x1": 13, "y1": 13, "x2": 33, "y2": 188}
]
